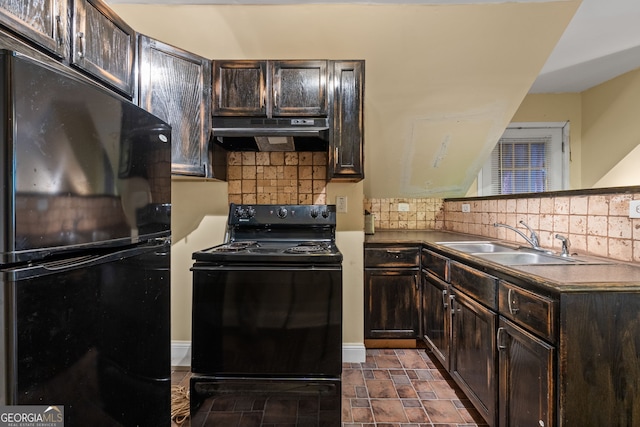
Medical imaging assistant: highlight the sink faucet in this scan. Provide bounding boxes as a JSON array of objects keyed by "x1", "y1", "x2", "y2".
[
  {"x1": 555, "y1": 234, "x2": 571, "y2": 257},
  {"x1": 494, "y1": 220, "x2": 544, "y2": 251}
]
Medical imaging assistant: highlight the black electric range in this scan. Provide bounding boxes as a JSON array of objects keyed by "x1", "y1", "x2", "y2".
[{"x1": 190, "y1": 204, "x2": 343, "y2": 425}]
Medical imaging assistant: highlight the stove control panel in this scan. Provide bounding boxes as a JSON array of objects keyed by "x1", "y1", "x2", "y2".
[
  {"x1": 229, "y1": 203, "x2": 336, "y2": 226},
  {"x1": 234, "y1": 205, "x2": 256, "y2": 219}
]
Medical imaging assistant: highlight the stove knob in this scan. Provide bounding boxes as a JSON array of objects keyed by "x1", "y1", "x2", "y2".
[
  {"x1": 246, "y1": 207, "x2": 256, "y2": 218},
  {"x1": 277, "y1": 207, "x2": 288, "y2": 218},
  {"x1": 310, "y1": 208, "x2": 319, "y2": 218},
  {"x1": 321, "y1": 209, "x2": 330, "y2": 218}
]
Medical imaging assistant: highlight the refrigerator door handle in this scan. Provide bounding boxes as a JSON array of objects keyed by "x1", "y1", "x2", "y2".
[
  {"x1": 46, "y1": 243, "x2": 169, "y2": 271},
  {"x1": 8, "y1": 241, "x2": 169, "y2": 280}
]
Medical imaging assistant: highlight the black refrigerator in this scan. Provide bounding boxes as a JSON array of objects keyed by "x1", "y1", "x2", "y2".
[{"x1": 0, "y1": 50, "x2": 172, "y2": 426}]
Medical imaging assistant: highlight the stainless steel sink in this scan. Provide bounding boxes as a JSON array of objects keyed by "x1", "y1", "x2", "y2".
[
  {"x1": 438, "y1": 240, "x2": 612, "y2": 266},
  {"x1": 438, "y1": 241, "x2": 515, "y2": 253},
  {"x1": 471, "y1": 251, "x2": 579, "y2": 265}
]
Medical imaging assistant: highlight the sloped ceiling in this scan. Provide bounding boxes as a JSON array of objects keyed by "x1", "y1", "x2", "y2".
[
  {"x1": 531, "y1": 0, "x2": 640, "y2": 93},
  {"x1": 108, "y1": 0, "x2": 581, "y2": 198}
]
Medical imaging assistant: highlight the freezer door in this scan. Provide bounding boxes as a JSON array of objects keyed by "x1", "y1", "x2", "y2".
[{"x1": 1, "y1": 241, "x2": 170, "y2": 427}]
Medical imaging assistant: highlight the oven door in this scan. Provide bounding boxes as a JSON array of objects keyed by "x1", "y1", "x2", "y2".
[{"x1": 191, "y1": 264, "x2": 342, "y2": 377}]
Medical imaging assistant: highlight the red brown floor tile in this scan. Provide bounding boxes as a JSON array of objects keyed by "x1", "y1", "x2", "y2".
[{"x1": 172, "y1": 349, "x2": 488, "y2": 426}]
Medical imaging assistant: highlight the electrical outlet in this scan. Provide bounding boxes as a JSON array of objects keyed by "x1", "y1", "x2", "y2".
[
  {"x1": 398, "y1": 203, "x2": 410, "y2": 212},
  {"x1": 462, "y1": 203, "x2": 471, "y2": 213},
  {"x1": 336, "y1": 196, "x2": 348, "y2": 213},
  {"x1": 630, "y1": 200, "x2": 640, "y2": 218}
]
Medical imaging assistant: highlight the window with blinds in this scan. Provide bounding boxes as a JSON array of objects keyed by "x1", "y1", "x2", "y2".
[
  {"x1": 477, "y1": 124, "x2": 568, "y2": 196},
  {"x1": 489, "y1": 136, "x2": 551, "y2": 194}
]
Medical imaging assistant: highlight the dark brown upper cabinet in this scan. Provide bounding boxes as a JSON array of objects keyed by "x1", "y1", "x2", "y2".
[
  {"x1": 138, "y1": 35, "x2": 221, "y2": 178},
  {"x1": 0, "y1": 0, "x2": 70, "y2": 59},
  {"x1": 328, "y1": 60, "x2": 364, "y2": 181},
  {"x1": 71, "y1": 0, "x2": 135, "y2": 98},
  {"x1": 213, "y1": 59, "x2": 328, "y2": 117}
]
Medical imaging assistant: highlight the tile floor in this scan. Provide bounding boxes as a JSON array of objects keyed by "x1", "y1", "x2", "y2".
[{"x1": 171, "y1": 348, "x2": 488, "y2": 427}]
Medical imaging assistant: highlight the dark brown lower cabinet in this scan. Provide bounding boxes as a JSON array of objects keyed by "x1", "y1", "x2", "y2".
[
  {"x1": 497, "y1": 317, "x2": 554, "y2": 427},
  {"x1": 450, "y1": 288, "x2": 497, "y2": 425},
  {"x1": 560, "y1": 292, "x2": 640, "y2": 426},
  {"x1": 422, "y1": 269, "x2": 450, "y2": 369},
  {"x1": 364, "y1": 269, "x2": 420, "y2": 339}
]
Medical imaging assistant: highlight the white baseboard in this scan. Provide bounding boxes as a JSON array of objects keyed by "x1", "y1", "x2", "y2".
[
  {"x1": 171, "y1": 340, "x2": 191, "y2": 367},
  {"x1": 171, "y1": 341, "x2": 366, "y2": 367},
  {"x1": 342, "y1": 343, "x2": 366, "y2": 363}
]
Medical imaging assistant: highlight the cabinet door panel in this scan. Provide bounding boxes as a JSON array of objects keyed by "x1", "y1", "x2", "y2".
[
  {"x1": 0, "y1": 0, "x2": 69, "y2": 58},
  {"x1": 451, "y1": 289, "x2": 497, "y2": 425},
  {"x1": 498, "y1": 317, "x2": 554, "y2": 427},
  {"x1": 422, "y1": 270, "x2": 450, "y2": 369},
  {"x1": 213, "y1": 60, "x2": 266, "y2": 116},
  {"x1": 139, "y1": 35, "x2": 214, "y2": 177},
  {"x1": 72, "y1": 0, "x2": 135, "y2": 97},
  {"x1": 329, "y1": 60, "x2": 364, "y2": 181},
  {"x1": 365, "y1": 269, "x2": 419, "y2": 339},
  {"x1": 272, "y1": 60, "x2": 327, "y2": 116}
]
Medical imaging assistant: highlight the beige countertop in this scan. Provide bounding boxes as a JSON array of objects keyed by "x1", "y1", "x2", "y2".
[{"x1": 365, "y1": 230, "x2": 640, "y2": 294}]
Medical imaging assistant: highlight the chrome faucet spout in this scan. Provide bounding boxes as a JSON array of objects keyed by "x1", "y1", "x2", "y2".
[
  {"x1": 493, "y1": 222, "x2": 540, "y2": 250},
  {"x1": 518, "y1": 220, "x2": 540, "y2": 248}
]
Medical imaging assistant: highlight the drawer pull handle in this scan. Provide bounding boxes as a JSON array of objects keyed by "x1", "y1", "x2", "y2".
[
  {"x1": 508, "y1": 288, "x2": 520, "y2": 314},
  {"x1": 386, "y1": 250, "x2": 402, "y2": 254},
  {"x1": 55, "y1": 15, "x2": 63, "y2": 47},
  {"x1": 77, "y1": 31, "x2": 85, "y2": 59},
  {"x1": 442, "y1": 289, "x2": 448, "y2": 308}
]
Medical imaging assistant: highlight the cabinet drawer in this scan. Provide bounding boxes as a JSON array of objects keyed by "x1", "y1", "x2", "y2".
[
  {"x1": 365, "y1": 247, "x2": 419, "y2": 268},
  {"x1": 498, "y1": 281, "x2": 557, "y2": 343},
  {"x1": 421, "y1": 248, "x2": 449, "y2": 281},
  {"x1": 450, "y1": 261, "x2": 498, "y2": 309}
]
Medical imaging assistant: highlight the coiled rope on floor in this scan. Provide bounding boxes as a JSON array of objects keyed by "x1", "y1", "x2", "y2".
[{"x1": 171, "y1": 385, "x2": 190, "y2": 426}]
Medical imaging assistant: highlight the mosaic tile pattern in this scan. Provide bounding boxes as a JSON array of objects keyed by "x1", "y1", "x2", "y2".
[
  {"x1": 364, "y1": 198, "x2": 445, "y2": 231},
  {"x1": 227, "y1": 151, "x2": 328, "y2": 205},
  {"x1": 171, "y1": 349, "x2": 487, "y2": 427}
]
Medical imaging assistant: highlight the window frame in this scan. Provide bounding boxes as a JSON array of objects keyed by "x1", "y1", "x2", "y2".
[{"x1": 478, "y1": 122, "x2": 570, "y2": 196}]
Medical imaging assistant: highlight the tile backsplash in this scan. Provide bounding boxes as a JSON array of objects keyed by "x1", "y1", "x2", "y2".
[
  {"x1": 364, "y1": 198, "x2": 445, "y2": 230},
  {"x1": 365, "y1": 191, "x2": 640, "y2": 263},
  {"x1": 227, "y1": 151, "x2": 328, "y2": 205}
]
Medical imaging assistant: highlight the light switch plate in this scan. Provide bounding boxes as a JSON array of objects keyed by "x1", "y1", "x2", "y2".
[
  {"x1": 336, "y1": 196, "x2": 347, "y2": 213},
  {"x1": 461, "y1": 203, "x2": 471, "y2": 213},
  {"x1": 630, "y1": 200, "x2": 640, "y2": 218}
]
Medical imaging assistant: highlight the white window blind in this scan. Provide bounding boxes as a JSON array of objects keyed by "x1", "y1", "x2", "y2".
[
  {"x1": 478, "y1": 124, "x2": 568, "y2": 196},
  {"x1": 489, "y1": 136, "x2": 551, "y2": 195}
]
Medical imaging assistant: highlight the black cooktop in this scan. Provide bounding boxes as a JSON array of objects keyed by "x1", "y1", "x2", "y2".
[
  {"x1": 192, "y1": 240, "x2": 342, "y2": 264},
  {"x1": 192, "y1": 204, "x2": 343, "y2": 265}
]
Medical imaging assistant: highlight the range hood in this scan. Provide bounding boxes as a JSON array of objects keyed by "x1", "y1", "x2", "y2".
[{"x1": 211, "y1": 117, "x2": 330, "y2": 152}]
